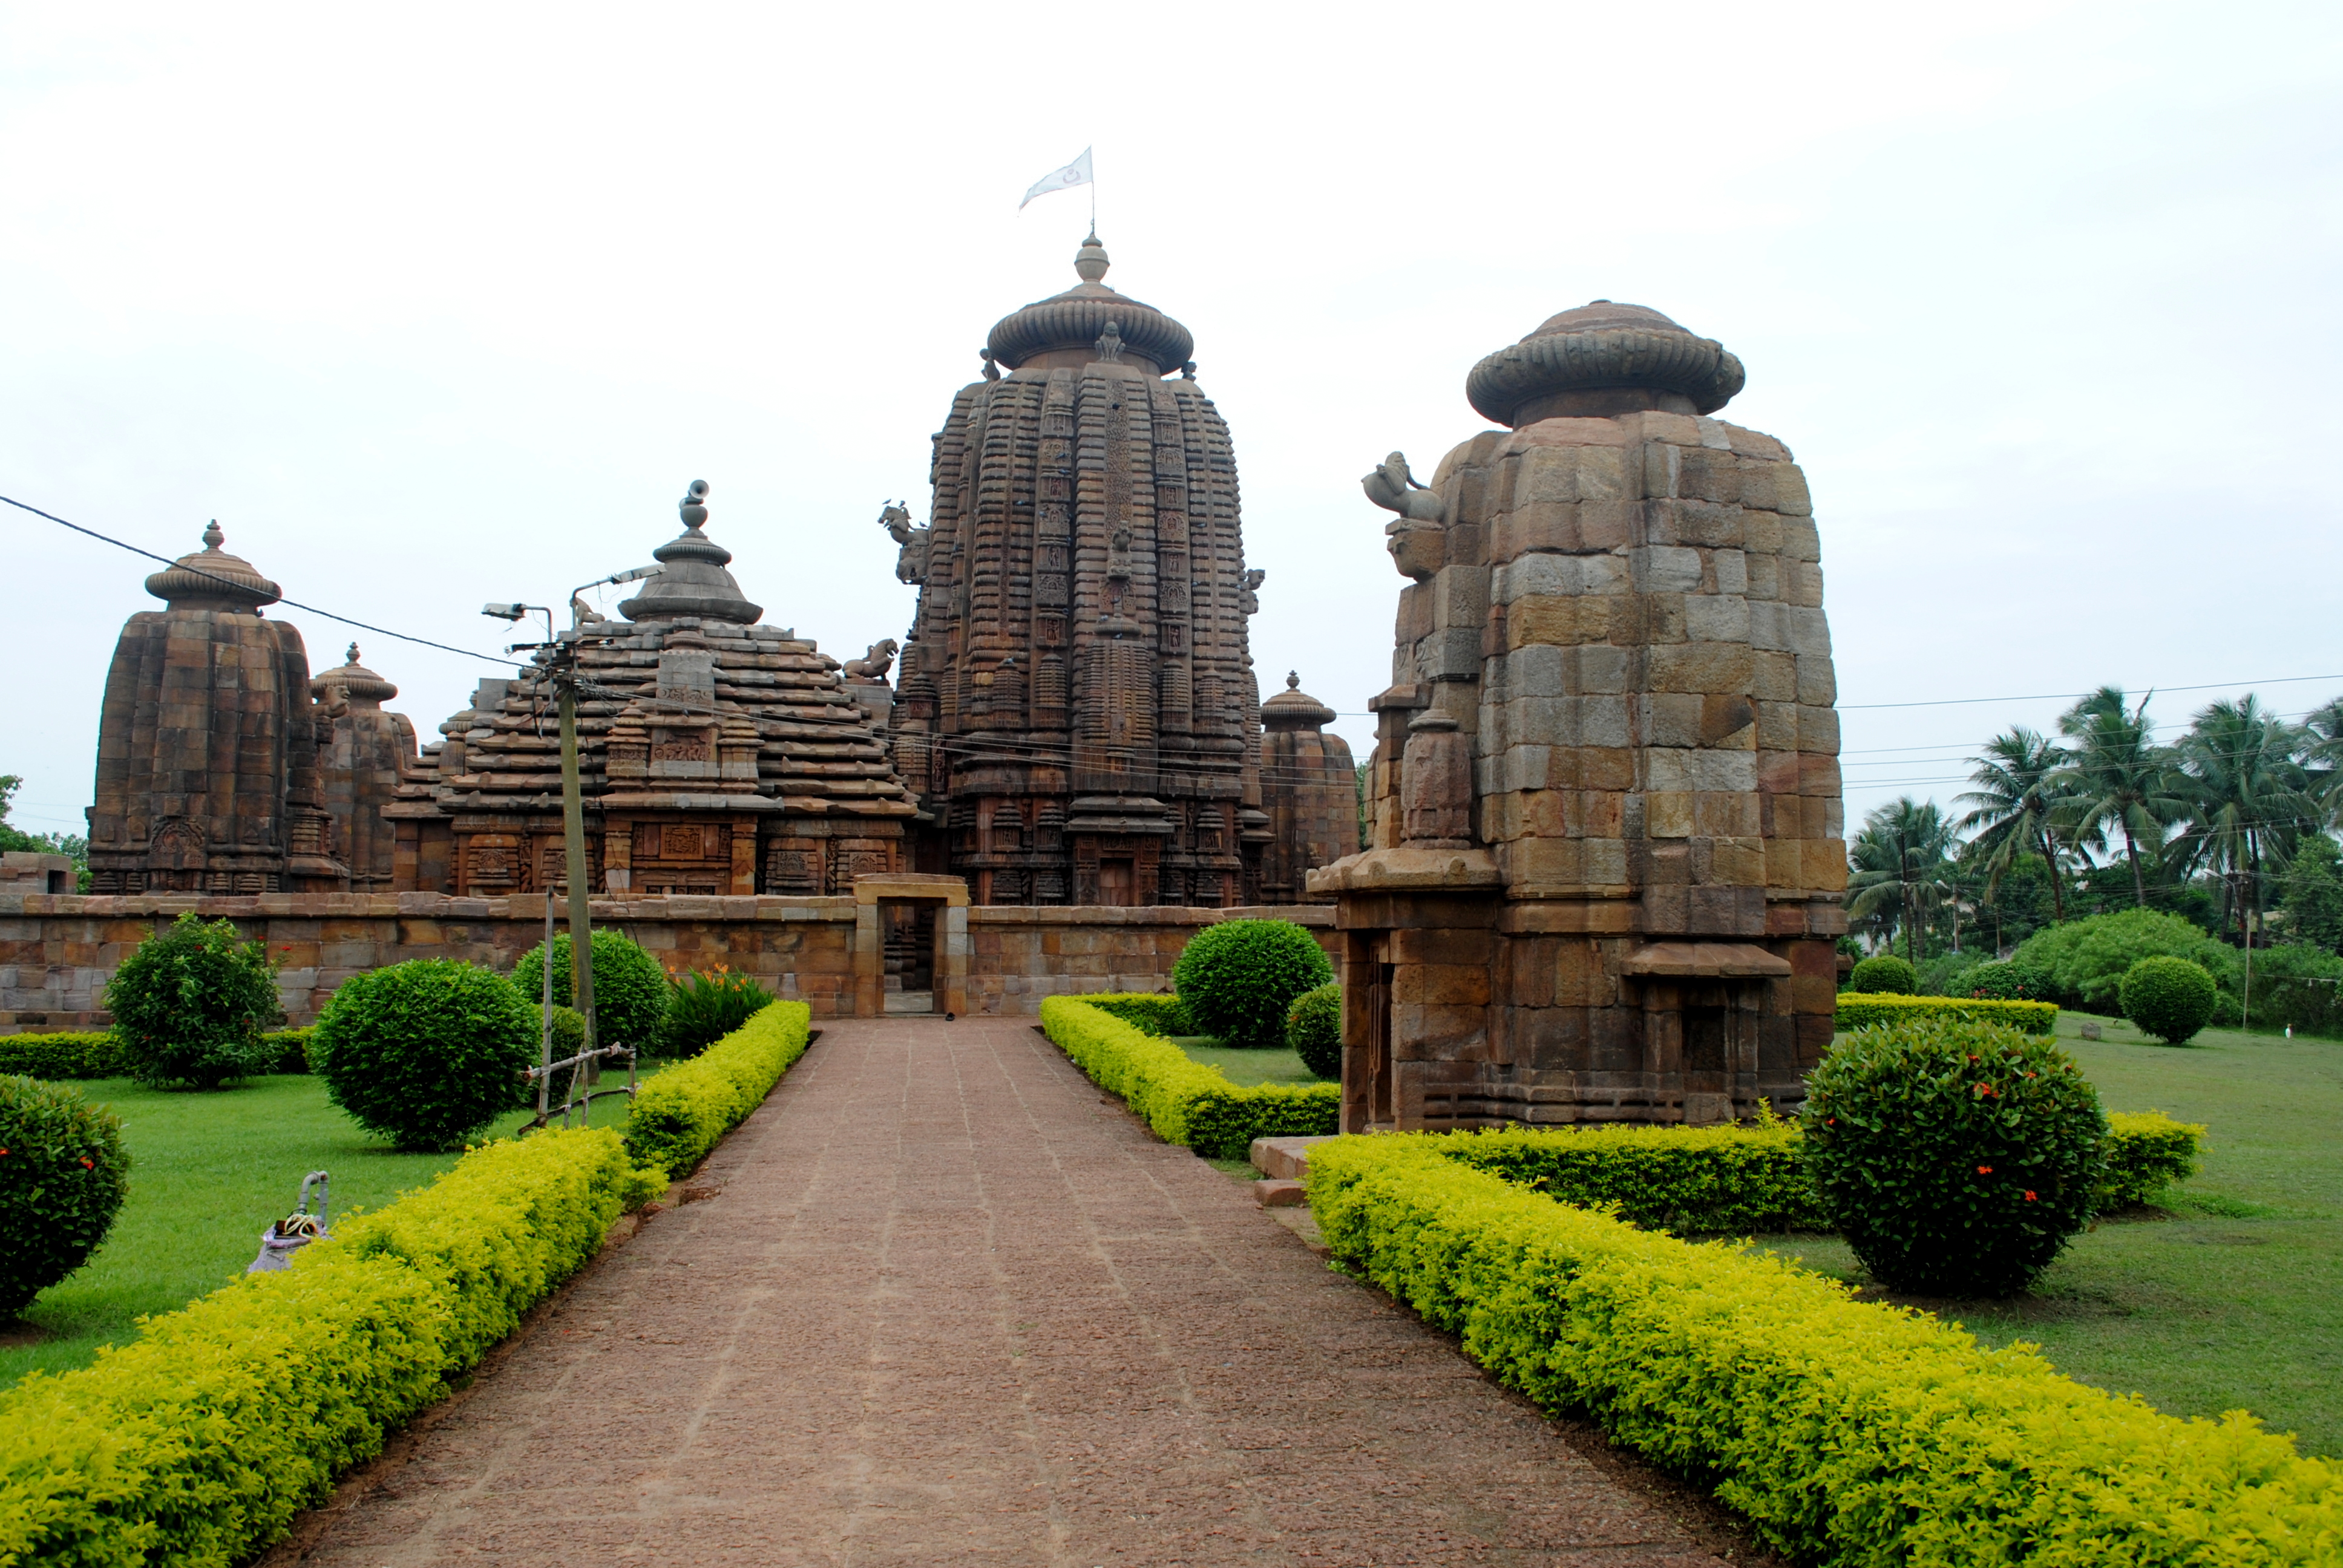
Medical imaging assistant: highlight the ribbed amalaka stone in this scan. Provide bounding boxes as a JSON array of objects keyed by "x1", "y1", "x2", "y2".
[
  {"x1": 87, "y1": 523, "x2": 347, "y2": 893},
  {"x1": 1314, "y1": 301, "x2": 1847, "y2": 1129},
  {"x1": 882, "y1": 235, "x2": 1308, "y2": 907},
  {"x1": 388, "y1": 486, "x2": 916, "y2": 899},
  {"x1": 1257, "y1": 673, "x2": 1358, "y2": 901}
]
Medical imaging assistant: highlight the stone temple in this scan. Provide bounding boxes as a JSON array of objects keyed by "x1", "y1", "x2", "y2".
[
  {"x1": 87, "y1": 524, "x2": 344, "y2": 893},
  {"x1": 387, "y1": 486, "x2": 918, "y2": 896},
  {"x1": 880, "y1": 234, "x2": 1300, "y2": 906},
  {"x1": 1312, "y1": 301, "x2": 1846, "y2": 1128}
]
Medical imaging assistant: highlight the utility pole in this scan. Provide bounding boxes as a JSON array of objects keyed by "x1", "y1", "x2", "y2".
[{"x1": 553, "y1": 633, "x2": 599, "y2": 1090}]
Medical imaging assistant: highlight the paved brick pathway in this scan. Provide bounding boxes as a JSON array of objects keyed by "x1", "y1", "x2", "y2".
[{"x1": 289, "y1": 1019, "x2": 1722, "y2": 1566}]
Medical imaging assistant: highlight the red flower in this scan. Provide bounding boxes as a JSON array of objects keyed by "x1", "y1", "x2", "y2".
[
  {"x1": 79, "y1": 1157, "x2": 93, "y2": 1168},
  {"x1": 1977, "y1": 1165, "x2": 1993, "y2": 1175},
  {"x1": 0, "y1": 1149, "x2": 8, "y2": 1157},
  {"x1": 2024, "y1": 1191, "x2": 2038, "y2": 1201}
]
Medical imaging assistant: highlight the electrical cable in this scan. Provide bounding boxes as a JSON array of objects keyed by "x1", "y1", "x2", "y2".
[{"x1": 3, "y1": 492, "x2": 520, "y2": 666}]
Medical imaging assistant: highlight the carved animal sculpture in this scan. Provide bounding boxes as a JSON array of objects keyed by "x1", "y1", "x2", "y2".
[
  {"x1": 1360, "y1": 451, "x2": 1446, "y2": 523},
  {"x1": 877, "y1": 501, "x2": 916, "y2": 544},
  {"x1": 844, "y1": 638, "x2": 900, "y2": 684}
]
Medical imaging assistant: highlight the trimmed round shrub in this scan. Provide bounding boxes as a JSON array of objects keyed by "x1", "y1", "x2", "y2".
[
  {"x1": 1846, "y1": 954, "x2": 1918, "y2": 995},
  {"x1": 1286, "y1": 982, "x2": 1342, "y2": 1080},
  {"x1": 1800, "y1": 1016, "x2": 2107, "y2": 1297},
  {"x1": 103, "y1": 911, "x2": 284, "y2": 1088},
  {"x1": 513, "y1": 929, "x2": 671, "y2": 1051},
  {"x1": 2120, "y1": 955, "x2": 2218, "y2": 1045},
  {"x1": 310, "y1": 961, "x2": 537, "y2": 1149},
  {"x1": 1964, "y1": 959, "x2": 2046, "y2": 1001},
  {"x1": 662, "y1": 965, "x2": 776, "y2": 1058},
  {"x1": 1172, "y1": 920, "x2": 1334, "y2": 1048},
  {"x1": 0, "y1": 1075, "x2": 130, "y2": 1318}
]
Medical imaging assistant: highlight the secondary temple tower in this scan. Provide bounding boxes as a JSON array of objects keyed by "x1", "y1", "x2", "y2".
[
  {"x1": 883, "y1": 235, "x2": 1278, "y2": 906},
  {"x1": 388, "y1": 485, "x2": 917, "y2": 896},
  {"x1": 87, "y1": 523, "x2": 344, "y2": 893},
  {"x1": 1311, "y1": 302, "x2": 1847, "y2": 1128}
]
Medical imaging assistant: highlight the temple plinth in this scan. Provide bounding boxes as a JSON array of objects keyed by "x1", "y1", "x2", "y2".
[{"x1": 1312, "y1": 302, "x2": 1847, "y2": 1128}]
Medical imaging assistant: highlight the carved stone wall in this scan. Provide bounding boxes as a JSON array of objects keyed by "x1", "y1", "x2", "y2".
[{"x1": 1257, "y1": 675, "x2": 1358, "y2": 903}]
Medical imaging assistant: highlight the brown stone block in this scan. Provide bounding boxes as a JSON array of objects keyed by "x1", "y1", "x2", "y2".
[
  {"x1": 1506, "y1": 596, "x2": 1608, "y2": 649},
  {"x1": 1396, "y1": 963, "x2": 1490, "y2": 1007},
  {"x1": 1743, "y1": 511, "x2": 1783, "y2": 557},
  {"x1": 1693, "y1": 793, "x2": 1761, "y2": 837},
  {"x1": 1506, "y1": 837, "x2": 1582, "y2": 887},
  {"x1": 1515, "y1": 443, "x2": 1628, "y2": 505},
  {"x1": 1689, "y1": 885, "x2": 1765, "y2": 935},
  {"x1": 1392, "y1": 1002, "x2": 1486, "y2": 1056},
  {"x1": 1389, "y1": 926, "x2": 1496, "y2": 969},
  {"x1": 1798, "y1": 754, "x2": 1843, "y2": 797},
  {"x1": 1578, "y1": 746, "x2": 1633, "y2": 792},
  {"x1": 1641, "y1": 884, "x2": 1689, "y2": 933},
  {"x1": 1645, "y1": 841, "x2": 1693, "y2": 886},
  {"x1": 1508, "y1": 417, "x2": 1629, "y2": 451},
  {"x1": 1785, "y1": 560, "x2": 1826, "y2": 609},
  {"x1": 1797, "y1": 705, "x2": 1842, "y2": 756},
  {"x1": 1649, "y1": 643, "x2": 1754, "y2": 695},
  {"x1": 1719, "y1": 424, "x2": 1790, "y2": 462},
  {"x1": 1676, "y1": 448, "x2": 1742, "y2": 505},
  {"x1": 1806, "y1": 841, "x2": 1849, "y2": 892},
  {"x1": 1755, "y1": 747, "x2": 1801, "y2": 796},
  {"x1": 1710, "y1": 835, "x2": 1765, "y2": 886},
  {"x1": 1571, "y1": 789, "x2": 1620, "y2": 838},
  {"x1": 1797, "y1": 656, "x2": 1838, "y2": 707},
  {"x1": 1754, "y1": 701, "x2": 1799, "y2": 754},
  {"x1": 1647, "y1": 792, "x2": 1694, "y2": 839}
]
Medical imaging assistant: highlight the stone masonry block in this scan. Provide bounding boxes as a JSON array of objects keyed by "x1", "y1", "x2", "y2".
[
  {"x1": 1798, "y1": 705, "x2": 1842, "y2": 754},
  {"x1": 1684, "y1": 594, "x2": 1751, "y2": 644},
  {"x1": 1743, "y1": 512, "x2": 1783, "y2": 557},
  {"x1": 1796, "y1": 655, "x2": 1837, "y2": 706},
  {"x1": 1515, "y1": 443, "x2": 1628, "y2": 505},
  {"x1": 1649, "y1": 642, "x2": 1754, "y2": 695},
  {"x1": 1498, "y1": 552, "x2": 1627, "y2": 603},
  {"x1": 1786, "y1": 607, "x2": 1831, "y2": 658},
  {"x1": 1581, "y1": 697, "x2": 1629, "y2": 748},
  {"x1": 1712, "y1": 550, "x2": 1748, "y2": 596},
  {"x1": 1676, "y1": 448, "x2": 1742, "y2": 505},
  {"x1": 1507, "y1": 596, "x2": 1614, "y2": 649},
  {"x1": 1743, "y1": 552, "x2": 1781, "y2": 601},
  {"x1": 1630, "y1": 546, "x2": 1702, "y2": 594},
  {"x1": 1507, "y1": 642, "x2": 1566, "y2": 698},
  {"x1": 1648, "y1": 500, "x2": 1743, "y2": 549},
  {"x1": 1785, "y1": 560, "x2": 1825, "y2": 608},
  {"x1": 1710, "y1": 836, "x2": 1766, "y2": 886},
  {"x1": 1781, "y1": 517, "x2": 1820, "y2": 560},
  {"x1": 1643, "y1": 693, "x2": 1703, "y2": 748},
  {"x1": 1573, "y1": 647, "x2": 1629, "y2": 695},
  {"x1": 1748, "y1": 600, "x2": 1788, "y2": 652},
  {"x1": 1647, "y1": 792, "x2": 1693, "y2": 838}
]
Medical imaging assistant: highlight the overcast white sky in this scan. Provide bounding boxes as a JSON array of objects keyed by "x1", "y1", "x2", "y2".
[{"x1": 4, "y1": 2, "x2": 2338, "y2": 844}]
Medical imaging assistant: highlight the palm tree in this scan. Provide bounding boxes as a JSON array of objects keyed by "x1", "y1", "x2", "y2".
[
  {"x1": 2174, "y1": 695, "x2": 2314, "y2": 947},
  {"x1": 2299, "y1": 696, "x2": 2343, "y2": 829},
  {"x1": 1846, "y1": 797, "x2": 1958, "y2": 965},
  {"x1": 1957, "y1": 727, "x2": 2072, "y2": 925},
  {"x1": 2054, "y1": 687, "x2": 2184, "y2": 908}
]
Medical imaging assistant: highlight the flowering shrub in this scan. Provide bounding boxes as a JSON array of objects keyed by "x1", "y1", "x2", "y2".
[
  {"x1": 102, "y1": 912, "x2": 284, "y2": 1088},
  {"x1": 0, "y1": 1076, "x2": 130, "y2": 1318},
  {"x1": 1801, "y1": 1016, "x2": 2106, "y2": 1296},
  {"x1": 660, "y1": 964, "x2": 775, "y2": 1058},
  {"x1": 1965, "y1": 958, "x2": 2048, "y2": 1001}
]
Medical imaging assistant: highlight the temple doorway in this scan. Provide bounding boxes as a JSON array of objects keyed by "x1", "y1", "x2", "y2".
[
  {"x1": 1098, "y1": 858, "x2": 1136, "y2": 906},
  {"x1": 881, "y1": 900, "x2": 940, "y2": 1014}
]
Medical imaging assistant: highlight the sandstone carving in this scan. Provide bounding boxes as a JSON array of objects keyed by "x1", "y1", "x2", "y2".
[
  {"x1": 844, "y1": 639, "x2": 900, "y2": 684},
  {"x1": 1361, "y1": 452, "x2": 1446, "y2": 523}
]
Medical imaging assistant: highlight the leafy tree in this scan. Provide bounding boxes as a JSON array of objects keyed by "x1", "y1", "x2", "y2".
[
  {"x1": 2172, "y1": 696, "x2": 2313, "y2": 949},
  {"x1": 2054, "y1": 688, "x2": 2184, "y2": 909},
  {"x1": 2010, "y1": 908, "x2": 2237, "y2": 1011},
  {"x1": 1958, "y1": 728, "x2": 2072, "y2": 925},
  {"x1": 103, "y1": 912, "x2": 284, "y2": 1087},
  {"x1": 2279, "y1": 837, "x2": 2343, "y2": 952},
  {"x1": 1846, "y1": 797, "x2": 1956, "y2": 965}
]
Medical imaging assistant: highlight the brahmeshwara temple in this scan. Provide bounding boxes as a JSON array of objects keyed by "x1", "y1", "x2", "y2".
[
  {"x1": 1311, "y1": 301, "x2": 1847, "y2": 1126},
  {"x1": 40, "y1": 253, "x2": 1850, "y2": 1099}
]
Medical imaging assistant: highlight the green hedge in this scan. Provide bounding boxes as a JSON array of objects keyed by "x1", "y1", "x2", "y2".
[
  {"x1": 1834, "y1": 993, "x2": 2058, "y2": 1034},
  {"x1": 623, "y1": 1000, "x2": 810, "y2": 1177},
  {"x1": 1307, "y1": 1134, "x2": 2342, "y2": 1565},
  {"x1": 0, "y1": 1028, "x2": 312, "y2": 1080},
  {"x1": 2100, "y1": 1109, "x2": 2206, "y2": 1209},
  {"x1": 1076, "y1": 993, "x2": 1195, "y2": 1036},
  {"x1": 1038, "y1": 995, "x2": 1337, "y2": 1158},
  {"x1": 1442, "y1": 1122, "x2": 1832, "y2": 1234},
  {"x1": 1386, "y1": 1116, "x2": 2198, "y2": 1233},
  {"x1": 0, "y1": 1125, "x2": 661, "y2": 1566}
]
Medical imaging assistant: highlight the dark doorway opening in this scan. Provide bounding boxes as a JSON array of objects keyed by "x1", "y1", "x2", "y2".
[
  {"x1": 1099, "y1": 858, "x2": 1136, "y2": 907},
  {"x1": 882, "y1": 900, "x2": 937, "y2": 1013}
]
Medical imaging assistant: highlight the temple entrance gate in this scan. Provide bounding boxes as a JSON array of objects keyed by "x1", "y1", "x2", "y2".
[{"x1": 851, "y1": 874, "x2": 969, "y2": 1018}]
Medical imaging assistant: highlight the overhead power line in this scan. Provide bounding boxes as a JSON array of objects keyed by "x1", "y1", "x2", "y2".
[{"x1": 4, "y1": 492, "x2": 517, "y2": 666}]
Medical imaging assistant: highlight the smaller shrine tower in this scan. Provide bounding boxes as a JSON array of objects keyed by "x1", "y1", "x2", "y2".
[
  {"x1": 311, "y1": 645, "x2": 419, "y2": 892},
  {"x1": 87, "y1": 523, "x2": 344, "y2": 893},
  {"x1": 1257, "y1": 673, "x2": 1357, "y2": 903}
]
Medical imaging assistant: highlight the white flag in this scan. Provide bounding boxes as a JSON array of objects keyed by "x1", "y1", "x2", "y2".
[{"x1": 1019, "y1": 147, "x2": 1093, "y2": 210}]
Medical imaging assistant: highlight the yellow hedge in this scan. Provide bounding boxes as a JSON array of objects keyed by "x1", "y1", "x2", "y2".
[
  {"x1": 1309, "y1": 1134, "x2": 2341, "y2": 1565},
  {"x1": 1835, "y1": 992, "x2": 2059, "y2": 1034},
  {"x1": 623, "y1": 999, "x2": 810, "y2": 1177},
  {"x1": 1038, "y1": 995, "x2": 1337, "y2": 1158},
  {"x1": 0, "y1": 1127, "x2": 657, "y2": 1567}
]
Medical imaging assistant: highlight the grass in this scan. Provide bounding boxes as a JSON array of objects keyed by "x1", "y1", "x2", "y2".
[
  {"x1": 2, "y1": 1067, "x2": 656, "y2": 1387},
  {"x1": 1758, "y1": 1011, "x2": 2343, "y2": 1457},
  {"x1": 1166, "y1": 1036, "x2": 1326, "y2": 1088}
]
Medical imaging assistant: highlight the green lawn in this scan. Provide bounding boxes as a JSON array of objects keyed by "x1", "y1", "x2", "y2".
[
  {"x1": 2, "y1": 1069, "x2": 652, "y2": 1386},
  {"x1": 1760, "y1": 1013, "x2": 2343, "y2": 1457},
  {"x1": 1167, "y1": 1037, "x2": 1326, "y2": 1088}
]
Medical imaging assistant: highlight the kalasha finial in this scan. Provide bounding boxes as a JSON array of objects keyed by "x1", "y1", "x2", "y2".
[
  {"x1": 680, "y1": 479, "x2": 710, "y2": 530},
  {"x1": 202, "y1": 520, "x2": 224, "y2": 549},
  {"x1": 1074, "y1": 230, "x2": 1110, "y2": 285},
  {"x1": 347, "y1": 643, "x2": 361, "y2": 665},
  {"x1": 1286, "y1": 671, "x2": 1300, "y2": 690}
]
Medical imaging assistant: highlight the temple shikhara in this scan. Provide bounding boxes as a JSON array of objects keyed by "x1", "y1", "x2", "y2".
[{"x1": 42, "y1": 249, "x2": 1847, "y2": 1079}]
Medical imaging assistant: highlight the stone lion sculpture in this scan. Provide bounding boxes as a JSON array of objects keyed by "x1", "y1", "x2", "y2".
[
  {"x1": 1360, "y1": 451, "x2": 1446, "y2": 523},
  {"x1": 843, "y1": 638, "x2": 899, "y2": 684}
]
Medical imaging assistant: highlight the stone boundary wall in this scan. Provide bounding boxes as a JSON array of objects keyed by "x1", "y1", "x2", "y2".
[{"x1": 0, "y1": 893, "x2": 1336, "y2": 1030}]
